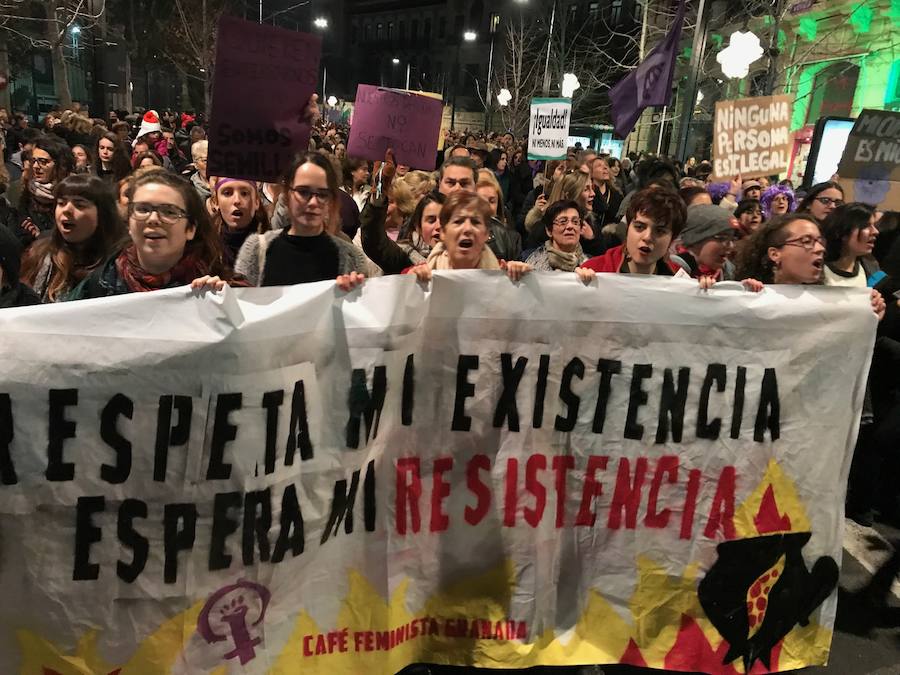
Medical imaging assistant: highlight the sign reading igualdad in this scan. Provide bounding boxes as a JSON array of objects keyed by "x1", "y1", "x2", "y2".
[{"x1": 713, "y1": 94, "x2": 793, "y2": 180}]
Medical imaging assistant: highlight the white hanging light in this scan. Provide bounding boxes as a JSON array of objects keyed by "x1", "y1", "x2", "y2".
[
  {"x1": 561, "y1": 73, "x2": 580, "y2": 98},
  {"x1": 497, "y1": 88, "x2": 512, "y2": 106},
  {"x1": 716, "y1": 31, "x2": 764, "y2": 79}
]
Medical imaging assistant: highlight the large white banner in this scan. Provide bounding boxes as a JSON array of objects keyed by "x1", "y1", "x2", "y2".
[{"x1": 0, "y1": 273, "x2": 875, "y2": 674}]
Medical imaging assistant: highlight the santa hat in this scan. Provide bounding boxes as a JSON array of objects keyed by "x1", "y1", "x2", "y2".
[
  {"x1": 181, "y1": 112, "x2": 196, "y2": 128},
  {"x1": 133, "y1": 110, "x2": 162, "y2": 146}
]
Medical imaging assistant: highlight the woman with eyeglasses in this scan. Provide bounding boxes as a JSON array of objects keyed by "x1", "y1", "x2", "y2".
[
  {"x1": 9, "y1": 135, "x2": 74, "y2": 247},
  {"x1": 671, "y1": 204, "x2": 739, "y2": 281},
  {"x1": 821, "y1": 202, "x2": 880, "y2": 288},
  {"x1": 796, "y1": 181, "x2": 844, "y2": 223},
  {"x1": 65, "y1": 171, "x2": 230, "y2": 299},
  {"x1": 523, "y1": 200, "x2": 590, "y2": 272},
  {"x1": 760, "y1": 184, "x2": 795, "y2": 220},
  {"x1": 228, "y1": 153, "x2": 379, "y2": 287},
  {"x1": 735, "y1": 213, "x2": 884, "y2": 316},
  {"x1": 21, "y1": 174, "x2": 126, "y2": 302}
]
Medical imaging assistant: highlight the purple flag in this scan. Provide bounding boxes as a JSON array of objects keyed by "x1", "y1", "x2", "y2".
[{"x1": 609, "y1": 0, "x2": 687, "y2": 138}]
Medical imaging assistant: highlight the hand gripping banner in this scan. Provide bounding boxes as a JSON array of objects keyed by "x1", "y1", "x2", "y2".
[{"x1": 0, "y1": 273, "x2": 875, "y2": 674}]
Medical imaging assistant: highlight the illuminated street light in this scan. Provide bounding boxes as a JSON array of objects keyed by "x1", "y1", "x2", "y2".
[
  {"x1": 327, "y1": 95, "x2": 337, "y2": 106},
  {"x1": 497, "y1": 88, "x2": 512, "y2": 106},
  {"x1": 463, "y1": 30, "x2": 477, "y2": 41},
  {"x1": 561, "y1": 73, "x2": 580, "y2": 98},
  {"x1": 313, "y1": 17, "x2": 328, "y2": 29},
  {"x1": 716, "y1": 30, "x2": 764, "y2": 79},
  {"x1": 392, "y1": 57, "x2": 400, "y2": 64},
  {"x1": 70, "y1": 25, "x2": 81, "y2": 34}
]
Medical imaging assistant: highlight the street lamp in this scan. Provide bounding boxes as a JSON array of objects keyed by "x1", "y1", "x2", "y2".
[
  {"x1": 313, "y1": 17, "x2": 328, "y2": 29},
  {"x1": 451, "y1": 30, "x2": 477, "y2": 130},
  {"x1": 392, "y1": 57, "x2": 400, "y2": 64},
  {"x1": 497, "y1": 89, "x2": 512, "y2": 106},
  {"x1": 716, "y1": 30, "x2": 764, "y2": 79},
  {"x1": 561, "y1": 73, "x2": 580, "y2": 98},
  {"x1": 327, "y1": 95, "x2": 338, "y2": 107}
]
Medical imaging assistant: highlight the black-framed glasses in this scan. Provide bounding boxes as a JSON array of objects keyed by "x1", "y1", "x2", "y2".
[
  {"x1": 32, "y1": 156, "x2": 53, "y2": 167},
  {"x1": 814, "y1": 196, "x2": 844, "y2": 208},
  {"x1": 289, "y1": 186, "x2": 332, "y2": 202},
  {"x1": 781, "y1": 235, "x2": 825, "y2": 251},
  {"x1": 130, "y1": 201, "x2": 189, "y2": 224}
]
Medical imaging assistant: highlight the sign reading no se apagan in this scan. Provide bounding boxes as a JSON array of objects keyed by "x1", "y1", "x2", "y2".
[{"x1": 712, "y1": 95, "x2": 793, "y2": 181}]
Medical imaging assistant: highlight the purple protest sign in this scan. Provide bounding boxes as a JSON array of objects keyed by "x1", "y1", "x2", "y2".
[
  {"x1": 346, "y1": 85, "x2": 443, "y2": 170},
  {"x1": 209, "y1": 15, "x2": 321, "y2": 183}
]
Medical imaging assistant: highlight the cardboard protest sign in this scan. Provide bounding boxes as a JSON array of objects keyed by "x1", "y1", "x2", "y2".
[
  {"x1": 0, "y1": 274, "x2": 874, "y2": 674},
  {"x1": 208, "y1": 15, "x2": 321, "y2": 183},
  {"x1": 346, "y1": 85, "x2": 443, "y2": 169},
  {"x1": 837, "y1": 109, "x2": 900, "y2": 209},
  {"x1": 527, "y1": 98, "x2": 571, "y2": 160},
  {"x1": 713, "y1": 94, "x2": 793, "y2": 180}
]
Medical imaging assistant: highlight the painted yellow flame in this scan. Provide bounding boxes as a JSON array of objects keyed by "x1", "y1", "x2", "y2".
[{"x1": 734, "y1": 458, "x2": 812, "y2": 538}]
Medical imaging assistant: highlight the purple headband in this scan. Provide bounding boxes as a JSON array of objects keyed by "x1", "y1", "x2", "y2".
[{"x1": 214, "y1": 177, "x2": 258, "y2": 192}]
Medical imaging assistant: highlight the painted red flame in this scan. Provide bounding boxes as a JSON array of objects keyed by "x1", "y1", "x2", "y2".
[
  {"x1": 754, "y1": 485, "x2": 792, "y2": 535},
  {"x1": 661, "y1": 615, "x2": 781, "y2": 674}
]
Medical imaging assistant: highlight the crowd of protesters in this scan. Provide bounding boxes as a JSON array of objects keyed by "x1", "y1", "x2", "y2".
[{"x1": 0, "y1": 100, "x2": 898, "y2": 644}]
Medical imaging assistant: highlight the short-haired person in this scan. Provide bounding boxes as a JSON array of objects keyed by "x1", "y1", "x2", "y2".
[
  {"x1": 21, "y1": 174, "x2": 126, "y2": 301},
  {"x1": 671, "y1": 204, "x2": 739, "y2": 281},
  {"x1": 66, "y1": 171, "x2": 230, "y2": 299},
  {"x1": 437, "y1": 157, "x2": 520, "y2": 261},
  {"x1": 231, "y1": 153, "x2": 379, "y2": 287},
  {"x1": 190, "y1": 140, "x2": 210, "y2": 202},
  {"x1": 404, "y1": 191, "x2": 533, "y2": 281},
  {"x1": 680, "y1": 185, "x2": 712, "y2": 208},
  {"x1": 583, "y1": 187, "x2": 688, "y2": 275},
  {"x1": 524, "y1": 200, "x2": 590, "y2": 272},
  {"x1": 821, "y1": 202, "x2": 880, "y2": 287},
  {"x1": 796, "y1": 181, "x2": 845, "y2": 223}
]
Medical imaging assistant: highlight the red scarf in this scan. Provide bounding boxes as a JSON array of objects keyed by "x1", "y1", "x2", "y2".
[{"x1": 115, "y1": 244, "x2": 210, "y2": 293}]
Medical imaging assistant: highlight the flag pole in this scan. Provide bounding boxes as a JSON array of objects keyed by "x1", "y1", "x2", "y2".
[{"x1": 674, "y1": 0, "x2": 709, "y2": 163}]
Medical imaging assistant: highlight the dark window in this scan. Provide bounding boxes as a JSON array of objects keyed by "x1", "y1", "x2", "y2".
[
  {"x1": 364, "y1": 23, "x2": 371, "y2": 41},
  {"x1": 455, "y1": 14, "x2": 464, "y2": 36},
  {"x1": 611, "y1": 0, "x2": 623, "y2": 24},
  {"x1": 352, "y1": 24, "x2": 358, "y2": 43},
  {"x1": 589, "y1": 2, "x2": 599, "y2": 18},
  {"x1": 424, "y1": 18, "x2": 432, "y2": 40},
  {"x1": 399, "y1": 20, "x2": 405, "y2": 40},
  {"x1": 376, "y1": 22, "x2": 383, "y2": 40},
  {"x1": 568, "y1": 3, "x2": 577, "y2": 25},
  {"x1": 388, "y1": 22, "x2": 393, "y2": 39},
  {"x1": 439, "y1": 16, "x2": 446, "y2": 38},
  {"x1": 412, "y1": 19, "x2": 419, "y2": 41},
  {"x1": 805, "y1": 62, "x2": 860, "y2": 123}
]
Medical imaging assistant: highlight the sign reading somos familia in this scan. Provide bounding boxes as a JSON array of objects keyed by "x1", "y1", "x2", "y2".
[
  {"x1": 712, "y1": 94, "x2": 793, "y2": 180},
  {"x1": 0, "y1": 273, "x2": 874, "y2": 674},
  {"x1": 527, "y1": 98, "x2": 571, "y2": 160}
]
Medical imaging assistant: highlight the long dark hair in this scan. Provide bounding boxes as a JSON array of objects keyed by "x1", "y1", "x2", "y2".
[
  {"x1": 283, "y1": 152, "x2": 341, "y2": 234},
  {"x1": 21, "y1": 174, "x2": 127, "y2": 300},
  {"x1": 399, "y1": 191, "x2": 445, "y2": 243},
  {"x1": 128, "y1": 170, "x2": 230, "y2": 277},
  {"x1": 735, "y1": 213, "x2": 821, "y2": 283},
  {"x1": 796, "y1": 181, "x2": 844, "y2": 215},
  {"x1": 93, "y1": 131, "x2": 132, "y2": 182},
  {"x1": 21, "y1": 135, "x2": 74, "y2": 210},
  {"x1": 822, "y1": 202, "x2": 876, "y2": 262}
]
